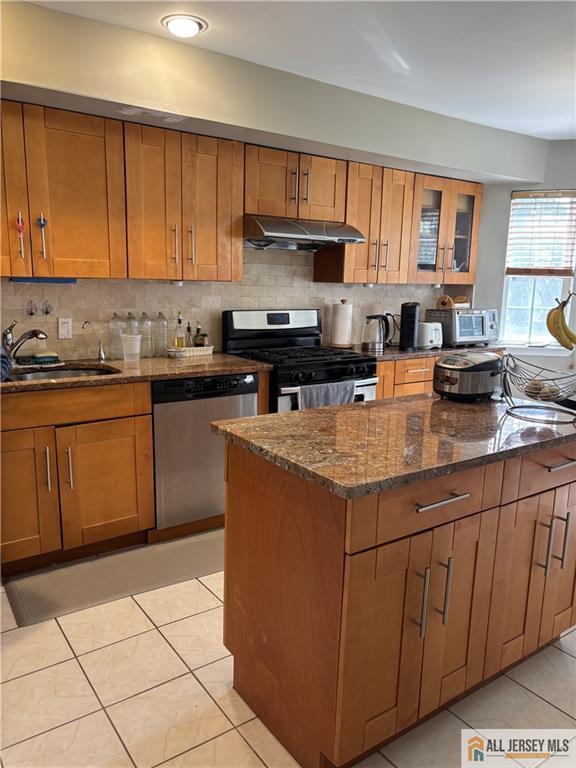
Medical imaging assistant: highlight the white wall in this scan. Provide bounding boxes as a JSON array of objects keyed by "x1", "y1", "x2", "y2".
[
  {"x1": 1, "y1": 1, "x2": 548, "y2": 183},
  {"x1": 475, "y1": 140, "x2": 576, "y2": 370}
]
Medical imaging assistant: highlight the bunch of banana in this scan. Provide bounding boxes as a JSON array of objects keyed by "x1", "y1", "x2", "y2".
[{"x1": 546, "y1": 294, "x2": 576, "y2": 350}]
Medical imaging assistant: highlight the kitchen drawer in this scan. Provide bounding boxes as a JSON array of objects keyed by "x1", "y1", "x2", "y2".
[
  {"x1": 395, "y1": 357, "x2": 436, "y2": 385},
  {"x1": 346, "y1": 463, "x2": 502, "y2": 553},
  {"x1": 517, "y1": 444, "x2": 576, "y2": 499},
  {"x1": 394, "y1": 381, "x2": 433, "y2": 398}
]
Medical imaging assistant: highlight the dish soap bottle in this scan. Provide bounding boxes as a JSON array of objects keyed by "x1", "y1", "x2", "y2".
[
  {"x1": 193, "y1": 321, "x2": 204, "y2": 347},
  {"x1": 173, "y1": 311, "x2": 186, "y2": 348}
]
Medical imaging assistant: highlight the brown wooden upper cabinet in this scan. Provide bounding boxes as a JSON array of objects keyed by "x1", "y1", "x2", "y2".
[
  {"x1": 126, "y1": 125, "x2": 244, "y2": 281},
  {"x1": 245, "y1": 145, "x2": 346, "y2": 223},
  {"x1": 313, "y1": 163, "x2": 414, "y2": 284},
  {"x1": 20, "y1": 103, "x2": 126, "y2": 278},
  {"x1": 409, "y1": 174, "x2": 482, "y2": 285}
]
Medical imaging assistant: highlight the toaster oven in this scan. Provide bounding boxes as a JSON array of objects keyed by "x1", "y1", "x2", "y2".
[{"x1": 424, "y1": 309, "x2": 499, "y2": 347}]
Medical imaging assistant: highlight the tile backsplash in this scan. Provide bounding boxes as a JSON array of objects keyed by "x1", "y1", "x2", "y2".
[{"x1": 1, "y1": 249, "x2": 455, "y2": 360}]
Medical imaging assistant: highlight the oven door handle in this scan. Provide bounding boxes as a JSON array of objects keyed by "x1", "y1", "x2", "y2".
[
  {"x1": 278, "y1": 386, "x2": 301, "y2": 410},
  {"x1": 354, "y1": 377, "x2": 379, "y2": 387}
]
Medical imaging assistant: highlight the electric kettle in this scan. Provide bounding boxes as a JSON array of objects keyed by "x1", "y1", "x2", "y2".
[{"x1": 361, "y1": 314, "x2": 392, "y2": 354}]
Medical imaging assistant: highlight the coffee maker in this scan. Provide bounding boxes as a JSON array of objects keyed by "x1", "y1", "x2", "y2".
[{"x1": 399, "y1": 302, "x2": 420, "y2": 352}]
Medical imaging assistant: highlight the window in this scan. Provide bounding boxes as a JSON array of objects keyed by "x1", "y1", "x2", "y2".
[{"x1": 501, "y1": 190, "x2": 576, "y2": 346}]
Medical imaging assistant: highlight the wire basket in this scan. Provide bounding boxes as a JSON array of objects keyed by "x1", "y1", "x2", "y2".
[{"x1": 502, "y1": 353, "x2": 576, "y2": 424}]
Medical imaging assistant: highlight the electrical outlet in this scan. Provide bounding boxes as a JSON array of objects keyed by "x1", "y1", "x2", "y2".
[{"x1": 58, "y1": 317, "x2": 73, "y2": 340}]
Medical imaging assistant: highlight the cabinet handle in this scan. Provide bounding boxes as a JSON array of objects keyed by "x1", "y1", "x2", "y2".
[
  {"x1": 371, "y1": 240, "x2": 379, "y2": 270},
  {"x1": 438, "y1": 244, "x2": 446, "y2": 271},
  {"x1": 546, "y1": 459, "x2": 576, "y2": 473},
  {"x1": 45, "y1": 446, "x2": 52, "y2": 492},
  {"x1": 552, "y1": 510, "x2": 571, "y2": 570},
  {"x1": 171, "y1": 224, "x2": 179, "y2": 264},
  {"x1": 416, "y1": 492, "x2": 470, "y2": 514},
  {"x1": 414, "y1": 566, "x2": 431, "y2": 639},
  {"x1": 291, "y1": 168, "x2": 300, "y2": 201},
  {"x1": 407, "y1": 367, "x2": 431, "y2": 374},
  {"x1": 66, "y1": 446, "x2": 74, "y2": 491},
  {"x1": 380, "y1": 240, "x2": 389, "y2": 271},
  {"x1": 537, "y1": 517, "x2": 556, "y2": 577},
  {"x1": 303, "y1": 169, "x2": 311, "y2": 202},
  {"x1": 447, "y1": 244, "x2": 455, "y2": 271},
  {"x1": 188, "y1": 225, "x2": 196, "y2": 264},
  {"x1": 37, "y1": 213, "x2": 48, "y2": 259},
  {"x1": 438, "y1": 557, "x2": 453, "y2": 625},
  {"x1": 16, "y1": 210, "x2": 26, "y2": 259}
]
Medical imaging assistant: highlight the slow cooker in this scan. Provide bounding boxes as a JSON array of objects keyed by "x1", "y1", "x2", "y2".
[{"x1": 433, "y1": 352, "x2": 502, "y2": 402}]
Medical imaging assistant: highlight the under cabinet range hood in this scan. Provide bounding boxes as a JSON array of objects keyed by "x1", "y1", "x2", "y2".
[{"x1": 244, "y1": 215, "x2": 365, "y2": 251}]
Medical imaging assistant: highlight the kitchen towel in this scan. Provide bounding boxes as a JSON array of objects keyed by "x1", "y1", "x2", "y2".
[{"x1": 300, "y1": 380, "x2": 356, "y2": 409}]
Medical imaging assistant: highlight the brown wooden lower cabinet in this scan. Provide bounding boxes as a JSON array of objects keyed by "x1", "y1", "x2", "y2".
[
  {"x1": 1, "y1": 427, "x2": 61, "y2": 562},
  {"x1": 224, "y1": 444, "x2": 576, "y2": 768},
  {"x1": 56, "y1": 415, "x2": 154, "y2": 549}
]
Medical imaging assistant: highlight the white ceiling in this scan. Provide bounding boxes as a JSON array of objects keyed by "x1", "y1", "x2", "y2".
[{"x1": 35, "y1": 1, "x2": 576, "y2": 139}]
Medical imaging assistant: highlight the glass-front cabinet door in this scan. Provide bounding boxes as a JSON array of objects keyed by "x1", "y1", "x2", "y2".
[
  {"x1": 409, "y1": 175, "x2": 450, "y2": 283},
  {"x1": 444, "y1": 181, "x2": 483, "y2": 285}
]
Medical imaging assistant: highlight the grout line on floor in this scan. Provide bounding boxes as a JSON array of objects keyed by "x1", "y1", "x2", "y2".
[
  {"x1": 553, "y1": 642, "x2": 576, "y2": 661},
  {"x1": 73, "y1": 627, "x2": 158, "y2": 658},
  {"x1": 0, "y1": 709, "x2": 105, "y2": 753},
  {"x1": 447, "y1": 709, "x2": 526, "y2": 768},
  {"x1": 196, "y1": 574, "x2": 225, "y2": 605},
  {"x1": 503, "y1": 672, "x2": 576, "y2": 723},
  {"x1": 129, "y1": 596, "x2": 237, "y2": 729},
  {"x1": 235, "y1": 726, "x2": 272, "y2": 767},
  {"x1": 148, "y1": 724, "x2": 237, "y2": 768},
  {"x1": 135, "y1": 600, "x2": 225, "y2": 631},
  {"x1": 55, "y1": 618, "x2": 138, "y2": 768},
  {"x1": 1, "y1": 654, "x2": 76, "y2": 686}
]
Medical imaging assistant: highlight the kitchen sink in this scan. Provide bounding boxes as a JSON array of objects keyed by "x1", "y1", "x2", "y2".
[{"x1": 9, "y1": 363, "x2": 122, "y2": 381}]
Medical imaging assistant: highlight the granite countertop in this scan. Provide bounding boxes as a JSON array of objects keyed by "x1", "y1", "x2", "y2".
[
  {"x1": 0, "y1": 354, "x2": 272, "y2": 393},
  {"x1": 213, "y1": 394, "x2": 576, "y2": 499},
  {"x1": 352, "y1": 344, "x2": 506, "y2": 362}
]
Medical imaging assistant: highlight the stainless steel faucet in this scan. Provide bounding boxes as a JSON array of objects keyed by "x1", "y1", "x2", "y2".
[
  {"x1": 82, "y1": 320, "x2": 106, "y2": 362},
  {"x1": 2, "y1": 321, "x2": 48, "y2": 359}
]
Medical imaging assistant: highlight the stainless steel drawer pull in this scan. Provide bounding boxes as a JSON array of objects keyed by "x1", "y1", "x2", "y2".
[
  {"x1": 414, "y1": 566, "x2": 431, "y2": 639},
  {"x1": 37, "y1": 213, "x2": 48, "y2": 259},
  {"x1": 66, "y1": 446, "x2": 74, "y2": 491},
  {"x1": 552, "y1": 510, "x2": 571, "y2": 570},
  {"x1": 303, "y1": 169, "x2": 311, "y2": 202},
  {"x1": 546, "y1": 459, "x2": 576, "y2": 473},
  {"x1": 416, "y1": 492, "x2": 471, "y2": 514},
  {"x1": 45, "y1": 446, "x2": 52, "y2": 492},
  {"x1": 438, "y1": 557, "x2": 453, "y2": 625},
  {"x1": 371, "y1": 240, "x2": 379, "y2": 270},
  {"x1": 380, "y1": 240, "x2": 389, "y2": 270},
  {"x1": 537, "y1": 518, "x2": 556, "y2": 577},
  {"x1": 407, "y1": 368, "x2": 431, "y2": 374},
  {"x1": 291, "y1": 168, "x2": 299, "y2": 201},
  {"x1": 16, "y1": 210, "x2": 26, "y2": 259}
]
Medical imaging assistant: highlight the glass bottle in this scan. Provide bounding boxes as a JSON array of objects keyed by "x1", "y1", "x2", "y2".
[
  {"x1": 125, "y1": 311, "x2": 139, "y2": 334},
  {"x1": 193, "y1": 321, "x2": 204, "y2": 347},
  {"x1": 186, "y1": 321, "x2": 193, "y2": 347},
  {"x1": 139, "y1": 312, "x2": 154, "y2": 358},
  {"x1": 173, "y1": 311, "x2": 186, "y2": 348},
  {"x1": 154, "y1": 312, "x2": 169, "y2": 357},
  {"x1": 108, "y1": 313, "x2": 126, "y2": 360}
]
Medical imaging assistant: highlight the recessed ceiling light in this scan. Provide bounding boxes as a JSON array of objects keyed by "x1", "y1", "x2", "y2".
[{"x1": 161, "y1": 14, "x2": 208, "y2": 39}]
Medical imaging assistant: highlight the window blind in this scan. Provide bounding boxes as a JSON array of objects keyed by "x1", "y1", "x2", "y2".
[{"x1": 505, "y1": 190, "x2": 576, "y2": 276}]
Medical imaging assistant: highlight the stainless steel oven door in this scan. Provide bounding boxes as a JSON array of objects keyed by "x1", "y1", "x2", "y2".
[{"x1": 277, "y1": 377, "x2": 378, "y2": 412}]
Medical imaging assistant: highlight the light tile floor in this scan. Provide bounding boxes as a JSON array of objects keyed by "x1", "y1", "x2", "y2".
[{"x1": 1, "y1": 573, "x2": 575, "y2": 768}]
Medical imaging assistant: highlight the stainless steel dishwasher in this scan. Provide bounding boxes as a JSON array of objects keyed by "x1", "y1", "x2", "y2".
[{"x1": 152, "y1": 373, "x2": 258, "y2": 529}]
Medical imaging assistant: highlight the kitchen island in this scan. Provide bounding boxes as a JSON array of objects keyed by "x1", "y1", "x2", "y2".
[{"x1": 214, "y1": 395, "x2": 576, "y2": 768}]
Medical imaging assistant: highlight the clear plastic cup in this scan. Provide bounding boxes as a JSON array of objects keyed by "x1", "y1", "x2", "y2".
[{"x1": 121, "y1": 333, "x2": 142, "y2": 362}]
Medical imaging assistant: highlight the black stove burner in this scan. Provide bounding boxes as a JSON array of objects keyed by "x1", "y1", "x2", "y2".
[{"x1": 242, "y1": 346, "x2": 369, "y2": 365}]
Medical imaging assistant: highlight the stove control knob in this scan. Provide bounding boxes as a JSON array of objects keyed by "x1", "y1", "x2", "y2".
[{"x1": 290, "y1": 371, "x2": 304, "y2": 383}]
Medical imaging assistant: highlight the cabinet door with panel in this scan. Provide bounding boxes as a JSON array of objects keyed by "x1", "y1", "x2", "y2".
[
  {"x1": 298, "y1": 154, "x2": 346, "y2": 222},
  {"x1": 484, "y1": 494, "x2": 551, "y2": 677},
  {"x1": 182, "y1": 135, "x2": 243, "y2": 281},
  {"x1": 244, "y1": 145, "x2": 298, "y2": 218},
  {"x1": 377, "y1": 169, "x2": 414, "y2": 284},
  {"x1": 334, "y1": 532, "x2": 432, "y2": 763},
  {"x1": 539, "y1": 482, "x2": 576, "y2": 643},
  {"x1": 409, "y1": 175, "x2": 452, "y2": 284},
  {"x1": 56, "y1": 416, "x2": 154, "y2": 549},
  {"x1": 344, "y1": 162, "x2": 382, "y2": 283},
  {"x1": 443, "y1": 181, "x2": 482, "y2": 285},
  {"x1": 125, "y1": 124, "x2": 182, "y2": 280},
  {"x1": 23, "y1": 104, "x2": 126, "y2": 278},
  {"x1": 1, "y1": 427, "x2": 61, "y2": 562},
  {"x1": 2, "y1": 101, "x2": 33, "y2": 277},
  {"x1": 419, "y1": 509, "x2": 498, "y2": 717}
]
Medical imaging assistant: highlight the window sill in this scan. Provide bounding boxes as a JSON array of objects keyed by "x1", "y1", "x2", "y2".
[{"x1": 502, "y1": 343, "x2": 573, "y2": 358}]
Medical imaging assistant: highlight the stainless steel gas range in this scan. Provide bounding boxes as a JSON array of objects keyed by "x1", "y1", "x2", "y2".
[{"x1": 222, "y1": 309, "x2": 377, "y2": 412}]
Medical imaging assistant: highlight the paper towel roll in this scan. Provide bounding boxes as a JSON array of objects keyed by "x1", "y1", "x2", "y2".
[{"x1": 331, "y1": 299, "x2": 354, "y2": 348}]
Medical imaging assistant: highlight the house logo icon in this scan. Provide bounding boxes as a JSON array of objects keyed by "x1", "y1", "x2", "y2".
[{"x1": 467, "y1": 735, "x2": 485, "y2": 762}]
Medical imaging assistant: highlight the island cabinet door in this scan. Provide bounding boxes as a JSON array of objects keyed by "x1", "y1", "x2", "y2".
[
  {"x1": 333, "y1": 531, "x2": 432, "y2": 764},
  {"x1": 539, "y1": 482, "x2": 576, "y2": 644},
  {"x1": 418, "y1": 509, "x2": 498, "y2": 718},
  {"x1": 56, "y1": 416, "x2": 154, "y2": 549},
  {"x1": 484, "y1": 493, "x2": 552, "y2": 678}
]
